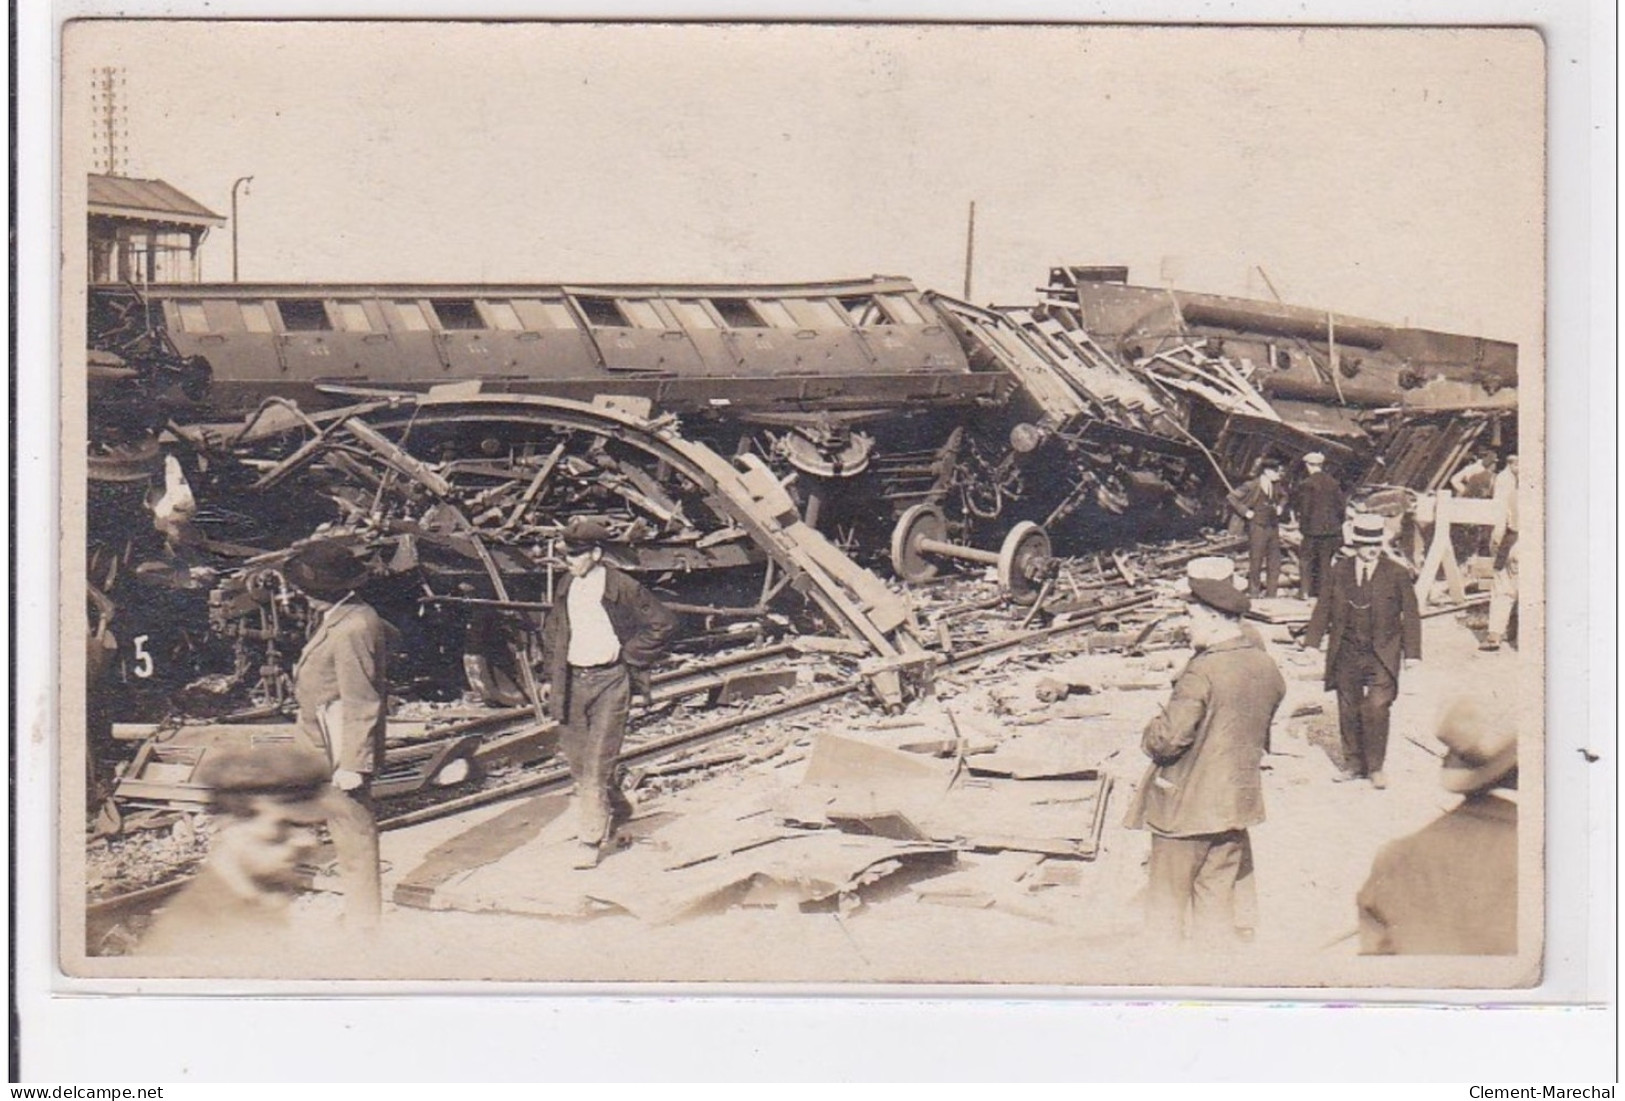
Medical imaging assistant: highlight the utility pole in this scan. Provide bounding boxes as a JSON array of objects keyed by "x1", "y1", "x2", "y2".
[
  {"x1": 90, "y1": 67, "x2": 128, "y2": 175},
  {"x1": 962, "y1": 200, "x2": 977, "y2": 301},
  {"x1": 231, "y1": 176, "x2": 254, "y2": 282}
]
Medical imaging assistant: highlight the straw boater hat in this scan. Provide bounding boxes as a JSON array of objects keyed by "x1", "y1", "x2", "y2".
[
  {"x1": 1303, "y1": 451, "x2": 1326, "y2": 468},
  {"x1": 1434, "y1": 699, "x2": 1518, "y2": 794},
  {"x1": 196, "y1": 744, "x2": 335, "y2": 822},
  {"x1": 1348, "y1": 513, "x2": 1387, "y2": 545},
  {"x1": 560, "y1": 517, "x2": 615, "y2": 555},
  {"x1": 1182, "y1": 556, "x2": 1250, "y2": 616},
  {"x1": 284, "y1": 541, "x2": 370, "y2": 602}
]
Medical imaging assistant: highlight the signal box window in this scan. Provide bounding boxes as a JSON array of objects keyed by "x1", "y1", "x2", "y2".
[
  {"x1": 711, "y1": 298, "x2": 764, "y2": 329},
  {"x1": 175, "y1": 300, "x2": 209, "y2": 333},
  {"x1": 333, "y1": 301, "x2": 373, "y2": 333},
  {"x1": 430, "y1": 299, "x2": 484, "y2": 330},
  {"x1": 278, "y1": 299, "x2": 333, "y2": 332},
  {"x1": 240, "y1": 302, "x2": 274, "y2": 333}
]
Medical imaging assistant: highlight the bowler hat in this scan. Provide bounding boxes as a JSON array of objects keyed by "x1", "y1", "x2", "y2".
[
  {"x1": 1182, "y1": 556, "x2": 1251, "y2": 616},
  {"x1": 1348, "y1": 513, "x2": 1387, "y2": 545},
  {"x1": 1435, "y1": 699, "x2": 1518, "y2": 794},
  {"x1": 196, "y1": 744, "x2": 334, "y2": 822},
  {"x1": 560, "y1": 516, "x2": 614, "y2": 554},
  {"x1": 284, "y1": 542, "x2": 369, "y2": 601}
]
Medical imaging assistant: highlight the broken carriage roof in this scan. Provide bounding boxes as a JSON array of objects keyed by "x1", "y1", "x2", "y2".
[
  {"x1": 1046, "y1": 266, "x2": 1518, "y2": 389},
  {"x1": 88, "y1": 174, "x2": 225, "y2": 228},
  {"x1": 103, "y1": 275, "x2": 929, "y2": 298}
]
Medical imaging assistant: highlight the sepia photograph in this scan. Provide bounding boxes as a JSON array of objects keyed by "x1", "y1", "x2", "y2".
[{"x1": 54, "y1": 19, "x2": 1550, "y2": 993}]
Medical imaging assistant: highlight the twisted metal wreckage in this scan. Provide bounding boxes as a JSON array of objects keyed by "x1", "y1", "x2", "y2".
[{"x1": 84, "y1": 267, "x2": 1519, "y2": 823}]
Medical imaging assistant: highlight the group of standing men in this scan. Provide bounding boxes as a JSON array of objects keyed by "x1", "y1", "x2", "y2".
[
  {"x1": 1225, "y1": 451, "x2": 1348, "y2": 601},
  {"x1": 144, "y1": 517, "x2": 675, "y2": 953}
]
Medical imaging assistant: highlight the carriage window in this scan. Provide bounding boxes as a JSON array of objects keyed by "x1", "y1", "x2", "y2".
[
  {"x1": 877, "y1": 294, "x2": 926, "y2": 325},
  {"x1": 671, "y1": 300, "x2": 718, "y2": 330},
  {"x1": 175, "y1": 300, "x2": 209, "y2": 333},
  {"x1": 513, "y1": 300, "x2": 577, "y2": 330},
  {"x1": 751, "y1": 299, "x2": 797, "y2": 329},
  {"x1": 575, "y1": 296, "x2": 625, "y2": 327},
  {"x1": 617, "y1": 299, "x2": 665, "y2": 329},
  {"x1": 239, "y1": 302, "x2": 274, "y2": 333},
  {"x1": 277, "y1": 299, "x2": 333, "y2": 332},
  {"x1": 430, "y1": 299, "x2": 484, "y2": 330},
  {"x1": 483, "y1": 301, "x2": 525, "y2": 331},
  {"x1": 788, "y1": 298, "x2": 847, "y2": 329},
  {"x1": 333, "y1": 301, "x2": 373, "y2": 333},
  {"x1": 837, "y1": 296, "x2": 885, "y2": 326},
  {"x1": 711, "y1": 298, "x2": 765, "y2": 328},
  {"x1": 391, "y1": 301, "x2": 432, "y2": 331}
]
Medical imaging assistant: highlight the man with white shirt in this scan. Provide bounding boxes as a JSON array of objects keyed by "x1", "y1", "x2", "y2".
[
  {"x1": 542, "y1": 517, "x2": 677, "y2": 868},
  {"x1": 1302, "y1": 514, "x2": 1421, "y2": 790},
  {"x1": 1482, "y1": 453, "x2": 1520, "y2": 651}
]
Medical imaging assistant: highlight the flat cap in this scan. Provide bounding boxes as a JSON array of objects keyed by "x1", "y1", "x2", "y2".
[
  {"x1": 196, "y1": 744, "x2": 334, "y2": 821},
  {"x1": 560, "y1": 516, "x2": 615, "y2": 553}
]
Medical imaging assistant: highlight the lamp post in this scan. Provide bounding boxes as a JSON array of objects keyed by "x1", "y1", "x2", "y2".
[{"x1": 230, "y1": 175, "x2": 253, "y2": 281}]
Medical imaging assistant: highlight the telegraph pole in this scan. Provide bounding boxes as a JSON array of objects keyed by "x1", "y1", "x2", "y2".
[
  {"x1": 231, "y1": 176, "x2": 254, "y2": 282},
  {"x1": 962, "y1": 200, "x2": 977, "y2": 301}
]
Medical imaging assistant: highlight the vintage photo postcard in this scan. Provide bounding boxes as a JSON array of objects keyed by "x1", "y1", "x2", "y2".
[{"x1": 57, "y1": 20, "x2": 1547, "y2": 988}]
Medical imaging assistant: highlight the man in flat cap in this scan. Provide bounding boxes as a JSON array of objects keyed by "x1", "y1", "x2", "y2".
[
  {"x1": 1357, "y1": 697, "x2": 1518, "y2": 954},
  {"x1": 1303, "y1": 514, "x2": 1421, "y2": 789},
  {"x1": 1291, "y1": 451, "x2": 1345, "y2": 601},
  {"x1": 542, "y1": 517, "x2": 677, "y2": 868},
  {"x1": 1125, "y1": 557, "x2": 1286, "y2": 944},
  {"x1": 140, "y1": 744, "x2": 333, "y2": 956},
  {"x1": 284, "y1": 540, "x2": 398, "y2": 928},
  {"x1": 1226, "y1": 458, "x2": 1289, "y2": 598}
]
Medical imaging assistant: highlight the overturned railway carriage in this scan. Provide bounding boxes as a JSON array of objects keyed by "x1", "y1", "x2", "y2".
[{"x1": 100, "y1": 278, "x2": 1012, "y2": 548}]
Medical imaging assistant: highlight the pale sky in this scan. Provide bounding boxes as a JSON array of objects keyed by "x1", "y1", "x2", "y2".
[{"x1": 64, "y1": 21, "x2": 1545, "y2": 356}]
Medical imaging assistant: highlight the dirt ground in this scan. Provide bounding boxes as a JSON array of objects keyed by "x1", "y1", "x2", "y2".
[{"x1": 253, "y1": 602, "x2": 1533, "y2": 989}]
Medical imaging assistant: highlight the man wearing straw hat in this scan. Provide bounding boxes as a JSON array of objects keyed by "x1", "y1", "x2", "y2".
[
  {"x1": 1356, "y1": 697, "x2": 1518, "y2": 954},
  {"x1": 1302, "y1": 513, "x2": 1422, "y2": 789},
  {"x1": 1125, "y1": 556, "x2": 1286, "y2": 944}
]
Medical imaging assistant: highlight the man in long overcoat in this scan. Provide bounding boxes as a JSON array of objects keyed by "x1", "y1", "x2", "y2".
[
  {"x1": 1291, "y1": 451, "x2": 1346, "y2": 600},
  {"x1": 1302, "y1": 514, "x2": 1421, "y2": 789},
  {"x1": 1125, "y1": 557, "x2": 1286, "y2": 944}
]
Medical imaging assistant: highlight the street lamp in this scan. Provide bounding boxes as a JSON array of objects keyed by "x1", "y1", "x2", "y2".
[{"x1": 231, "y1": 175, "x2": 253, "y2": 282}]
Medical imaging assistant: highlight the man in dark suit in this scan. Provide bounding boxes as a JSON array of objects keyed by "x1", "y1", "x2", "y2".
[
  {"x1": 1226, "y1": 458, "x2": 1288, "y2": 597},
  {"x1": 1291, "y1": 451, "x2": 1346, "y2": 600},
  {"x1": 286, "y1": 540, "x2": 399, "y2": 929},
  {"x1": 1357, "y1": 698, "x2": 1518, "y2": 954},
  {"x1": 1125, "y1": 557, "x2": 1286, "y2": 944},
  {"x1": 1302, "y1": 514, "x2": 1422, "y2": 789},
  {"x1": 542, "y1": 517, "x2": 678, "y2": 868}
]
